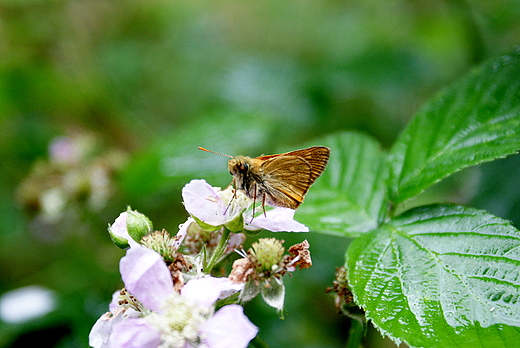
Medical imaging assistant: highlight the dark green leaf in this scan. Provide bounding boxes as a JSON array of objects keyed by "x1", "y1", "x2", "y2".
[
  {"x1": 296, "y1": 131, "x2": 387, "y2": 237},
  {"x1": 389, "y1": 48, "x2": 520, "y2": 203},
  {"x1": 347, "y1": 204, "x2": 520, "y2": 348}
]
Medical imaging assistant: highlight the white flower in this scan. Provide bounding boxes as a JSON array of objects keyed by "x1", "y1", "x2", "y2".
[
  {"x1": 182, "y1": 179, "x2": 250, "y2": 231},
  {"x1": 89, "y1": 247, "x2": 257, "y2": 348},
  {"x1": 182, "y1": 179, "x2": 308, "y2": 233}
]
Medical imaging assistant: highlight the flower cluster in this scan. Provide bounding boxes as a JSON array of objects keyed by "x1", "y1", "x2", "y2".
[
  {"x1": 90, "y1": 179, "x2": 313, "y2": 348},
  {"x1": 16, "y1": 131, "x2": 127, "y2": 227},
  {"x1": 90, "y1": 246, "x2": 255, "y2": 348}
]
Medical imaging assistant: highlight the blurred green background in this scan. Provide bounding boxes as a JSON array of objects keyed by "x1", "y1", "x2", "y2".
[{"x1": 1, "y1": 0, "x2": 520, "y2": 347}]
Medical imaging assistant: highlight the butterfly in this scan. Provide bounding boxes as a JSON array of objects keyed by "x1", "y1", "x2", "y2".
[{"x1": 199, "y1": 146, "x2": 330, "y2": 212}]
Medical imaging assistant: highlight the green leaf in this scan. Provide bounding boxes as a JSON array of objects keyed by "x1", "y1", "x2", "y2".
[
  {"x1": 346, "y1": 204, "x2": 520, "y2": 348},
  {"x1": 389, "y1": 48, "x2": 520, "y2": 203},
  {"x1": 296, "y1": 131, "x2": 387, "y2": 237}
]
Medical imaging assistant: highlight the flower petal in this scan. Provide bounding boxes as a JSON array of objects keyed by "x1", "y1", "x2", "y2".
[
  {"x1": 109, "y1": 212, "x2": 136, "y2": 248},
  {"x1": 120, "y1": 247, "x2": 173, "y2": 312},
  {"x1": 89, "y1": 313, "x2": 115, "y2": 348},
  {"x1": 172, "y1": 217, "x2": 192, "y2": 249},
  {"x1": 245, "y1": 207, "x2": 309, "y2": 232},
  {"x1": 109, "y1": 290, "x2": 122, "y2": 312},
  {"x1": 200, "y1": 305, "x2": 258, "y2": 348},
  {"x1": 181, "y1": 277, "x2": 243, "y2": 308},
  {"x1": 108, "y1": 317, "x2": 161, "y2": 348},
  {"x1": 182, "y1": 180, "x2": 227, "y2": 226},
  {"x1": 261, "y1": 278, "x2": 285, "y2": 314},
  {"x1": 89, "y1": 309, "x2": 126, "y2": 348}
]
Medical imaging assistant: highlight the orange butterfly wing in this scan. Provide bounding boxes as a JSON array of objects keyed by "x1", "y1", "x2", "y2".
[
  {"x1": 257, "y1": 146, "x2": 330, "y2": 184},
  {"x1": 256, "y1": 146, "x2": 330, "y2": 209},
  {"x1": 259, "y1": 155, "x2": 312, "y2": 209}
]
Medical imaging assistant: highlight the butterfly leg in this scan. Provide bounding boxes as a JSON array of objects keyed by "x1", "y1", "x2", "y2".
[
  {"x1": 223, "y1": 180, "x2": 236, "y2": 215},
  {"x1": 250, "y1": 182, "x2": 257, "y2": 223}
]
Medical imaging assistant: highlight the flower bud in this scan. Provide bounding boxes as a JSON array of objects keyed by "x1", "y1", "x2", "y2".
[{"x1": 108, "y1": 208, "x2": 153, "y2": 248}]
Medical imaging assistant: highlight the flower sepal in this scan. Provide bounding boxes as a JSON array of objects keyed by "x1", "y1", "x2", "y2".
[
  {"x1": 126, "y1": 208, "x2": 154, "y2": 243},
  {"x1": 261, "y1": 277, "x2": 286, "y2": 319},
  {"x1": 191, "y1": 214, "x2": 222, "y2": 232},
  {"x1": 109, "y1": 232, "x2": 132, "y2": 250},
  {"x1": 224, "y1": 208, "x2": 246, "y2": 233},
  {"x1": 243, "y1": 227, "x2": 263, "y2": 237}
]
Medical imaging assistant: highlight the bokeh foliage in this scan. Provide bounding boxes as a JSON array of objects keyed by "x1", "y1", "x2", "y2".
[{"x1": 1, "y1": 0, "x2": 520, "y2": 347}]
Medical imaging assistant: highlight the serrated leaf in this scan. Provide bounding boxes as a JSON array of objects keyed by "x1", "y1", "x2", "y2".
[
  {"x1": 296, "y1": 131, "x2": 387, "y2": 237},
  {"x1": 346, "y1": 204, "x2": 520, "y2": 348},
  {"x1": 389, "y1": 48, "x2": 520, "y2": 203}
]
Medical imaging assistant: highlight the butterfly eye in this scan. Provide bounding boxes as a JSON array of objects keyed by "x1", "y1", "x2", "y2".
[{"x1": 239, "y1": 162, "x2": 249, "y2": 173}]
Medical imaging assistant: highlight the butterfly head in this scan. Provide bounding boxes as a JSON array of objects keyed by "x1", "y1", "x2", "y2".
[{"x1": 228, "y1": 156, "x2": 250, "y2": 176}]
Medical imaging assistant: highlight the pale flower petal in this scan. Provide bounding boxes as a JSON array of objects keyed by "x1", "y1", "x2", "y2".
[
  {"x1": 182, "y1": 179, "x2": 307, "y2": 233},
  {"x1": 172, "y1": 217, "x2": 193, "y2": 249},
  {"x1": 181, "y1": 277, "x2": 243, "y2": 308},
  {"x1": 109, "y1": 212, "x2": 139, "y2": 248},
  {"x1": 89, "y1": 309, "x2": 126, "y2": 348},
  {"x1": 245, "y1": 207, "x2": 309, "y2": 232},
  {"x1": 108, "y1": 317, "x2": 161, "y2": 348},
  {"x1": 182, "y1": 179, "x2": 228, "y2": 226},
  {"x1": 182, "y1": 180, "x2": 251, "y2": 230},
  {"x1": 109, "y1": 290, "x2": 121, "y2": 312},
  {"x1": 120, "y1": 246, "x2": 173, "y2": 313},
  {"x1": 200, "y1": 305, "x2": 258, "y2": 348},
  {"x1": 89, "y1": 313, "x2": 115, "y2": 348}
]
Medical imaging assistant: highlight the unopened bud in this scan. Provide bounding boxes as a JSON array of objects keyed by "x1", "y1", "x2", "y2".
[{"x1": 108, "y1": 207, "x2": 153, "y2": 248}]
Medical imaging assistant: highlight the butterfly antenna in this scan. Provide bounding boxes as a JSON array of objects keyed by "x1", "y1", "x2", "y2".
[{"x1": 198, "y1": 147, "x2": 233, "y2": 158}]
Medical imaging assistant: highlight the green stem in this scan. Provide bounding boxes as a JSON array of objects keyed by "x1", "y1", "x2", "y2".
[
  {"x1": 204, "y1": 227, "x2": 231, "y2": 273},
  {"x1": 345, "y1": 316, "x2": 364, "y2": 348},
  {"x1": 250, "y1": 335, "x2": 270, "y2": 348}
]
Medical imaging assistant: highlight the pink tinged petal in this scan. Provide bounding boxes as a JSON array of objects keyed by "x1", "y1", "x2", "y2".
[
  {"x1": 181, "y1": 277, "x2": 244, "y2": 308},
  {"x1": 89, "y1": 312, "x2": 115, "y2": 348},
  {"x1": 173, "y1": 217, "x2": 193, "y2": 249},
  {"x1": 110, "y1": 212, "x2": 129, "y2": 236},
  {"x1": 200, "y1": 305, "x2": 258, "y2": 348},
  {"x1": 181, "y1": 278, "x2": 221, "y2": 308},
  {"x1": 182, "y1": 180, "x2": 226, "y2": 226},
  {"x1": 120, "y1": 247, "x2": 173, "y2": 312},
  {"x1": 109, "y1": 290, "x2": 122, "y2": 312},
  {"x1": 245, "y1": 207, "x2": 309, "y2": 232},
  {"x1": 226, "y1": 233, "x2": 246, "y2": 254},
  {"x1": 216, "y1": 278, "x2": 244, "y2": 300},
  {"x1": 89, "y1": 309, "x2": 126, "y2": 348},
  {"x1": 109, "y1": 212, "x2": 139, "y2": 248},
  {"x1": 108, "y1": 318, "x2": 161, "y2": 348}
]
